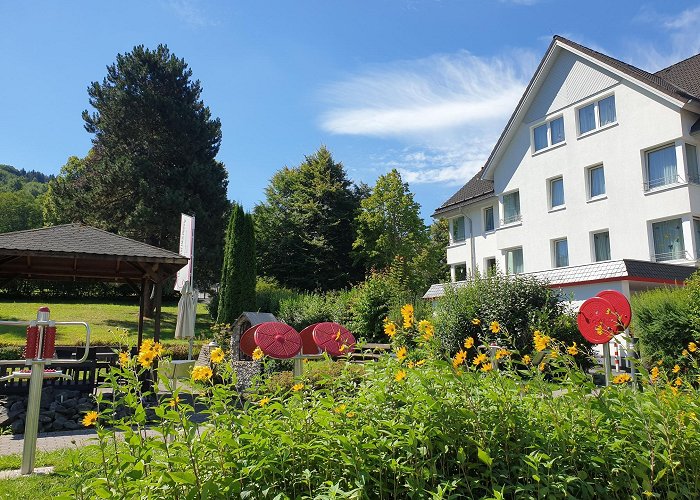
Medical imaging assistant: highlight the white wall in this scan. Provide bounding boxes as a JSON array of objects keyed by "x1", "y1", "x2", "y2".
[{"x1": 443, "y1": 48, "x2": 700, "y2": 278}]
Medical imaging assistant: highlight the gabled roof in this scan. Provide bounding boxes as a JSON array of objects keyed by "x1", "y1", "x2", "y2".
[
  {"x1": 422, "y1": 259, "x2": 695, "y2": 300},
  {"x1": 434, "y1": 36, "x2": 700, "y2": 217},
  {"x1": 0, "y1": 223, "x2": 188, "y2": 283}
]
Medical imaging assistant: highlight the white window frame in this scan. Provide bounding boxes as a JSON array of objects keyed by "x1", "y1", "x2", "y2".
[
  {"x1": 452, "y1": 262, "x2": 468, "y2": 282},
  {"x1": 484, "y1": 257, "x2": 497, "y2": 274},
  {"x1": 552, "y1": 238, "x2": 569, "y2": 268},
  {"x1": 643, "y1": 142, "x2": 680, "y2": 192},
  {"x1": 650, "y1": 217, "x2": 686, "y2": 262},
  {"x1": 548, "y1": 176, "x2": 565, "y2": 211},
  {"x1": 501, "y1": 190, "x2": 522, "y2": 226},
  {"x1": 504, "y1": 247, "x2": 524, "y2": 275},
  {"x1": 483, "y1": 206, "x2": 495, "y2": 233},
  {"x1": 531, "y1": 114, "x2": 565, "y2": 154},
  {"x1": 591, "y1": 230, "x2": 611, "y2": 262},
  {"x1": 586, "y1": 164, "x2": 606, "y2": 201},
  {"x1": 450, "y1": 216, "x2": 466, "y2": 244},
  {"x1": 576, "y1": 93, "x2": 617, "y2": 137},
  {"x1": 685, "y1": 142, "x2": 700, "y2": 185}
]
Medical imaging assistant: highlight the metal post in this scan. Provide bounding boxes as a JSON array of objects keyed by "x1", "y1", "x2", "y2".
[
  {"x1": 602, "y1": 342, "x2": 612, "y2": 387},
  {"x1": 293, "y1": 358, "x2": 303, "y2": 378},
  {"x1": 20, "y1": 359, "x2": 44, "y2": 475}
]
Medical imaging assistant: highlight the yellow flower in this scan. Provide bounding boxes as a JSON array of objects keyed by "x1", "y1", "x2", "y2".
[
  {"x1": 137, "y1": 349, "x2": 155, "y2": 368},
  {"x1": 152, "y1": 342, "x2": 164, "y2": 357},
  {"x1": 522, "y1": 355, "x2": 531, "y2": 365},
  {"x1": 657, "y1": 359, "x2": 663, "y2": 366},
  {"x1": 258, "y1": 397, "x2": 271, "y2": 406},
  {"x1": 346, "y1": 412, "x2": 356, "y2": 418},
  {"x1": 82, "y1": 411, "x2": 98, "y2": 427},
  {"x1": 169, "y1": 396, "x2": 180, "y2": 408},
  {"x1": 210, "y1": 347, "x2": 225, "y2": 364},
  {"x1": 452, "y1": 350, "x2": 468, "y2": 369},
  {"x1": 682, "y1": 349, "x2": 689, "y2": 357},
  {"x1": 407, "y1": 361, "x2": 415, "y2": 369},
  {"x1": 670, "y1": 386, "x2": 679, "y2": 396},
  {"x1": 415, "y1": 359, "x2": 426, "y2": 367},
  {"x1": 252, "y1": 347, "x2": 264, "y2": 361},
  {"x1": 595, "y1": 323, "x2": 604, "y2": 336},
  {"x1": 489, "y1": 321, "x2": 501, "y2": 334},
  {"x1": 191, "y1": 366, "x2": 213, "y2": 382},
  {"x1": 334, "y1": 329, "x2": 342, "y2": 341},
  {"x1": 140, "y1": 339, "x2": 154, "y2": 353},
  {"x1": 613, "y1": 373, "x2": 632, "y2": 384},
  {"x1": 464, "y1": 337, "x2": 475, "y2": 349},
  {"x1": 672, "y1": 364, "x2": 680, "y2": 374},
  {"x1": 418, "y1": 320, "x2": 435, "y2": 341},
  {"x1": 472, "y1": 352, "x2": 488, "y2": 366},
  {"x1": 401, "y1": 304, "x2": 414, "y2": 328},
  {"x1": 292, "y1": 382, "x2": 304, "y2": 392},
  {"x1": 384, "y1": 322, "x2": 397, "y2": 338},
  {"x1": 650, "y1": 366, "x2": 660, "y2": 382},
  {"x1": 674, "y1": 377, "x2": 682, "y2": 387},
  {"x1": 396, "y1": 346, "x2": 408, "y2": 362},
  {"x1": 689, "y1": 342, "x2": 697, "y2": 353},
  {"x1": 495, "y1": 349, "x2": 509, "y2": 360},
  {"x1": 395, "y1": 369, "x2": 407, "y2": 382},
  {"x1": 471, "y1": 318, "x2": 481, "y2": 326},
  {"x1": 538, "y1": 361, "x2": 546, "y2": 372},
  {"x1": 334, "y1": 404, "x2": 347, "y2": 414},
  {"x1": 533, "y1": 330, "x2": 551, "y2": 352},
  {"x1": 481, "y1": 362, "x2": 493, "y2": 372},
  {"x1": 567, "y1": 343, "x2": 579, "y2": 356},
  {"x1": 118, "y1": 351, "x2": 130, "y2": 366}
]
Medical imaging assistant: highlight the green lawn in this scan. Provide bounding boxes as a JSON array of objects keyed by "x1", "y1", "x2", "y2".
[
  {"x1": 0, "y1": 299, "x2": 213, "y2": 347},
  {"x1": 0, "y1": 447, "x2": 98, "y2": 499}
]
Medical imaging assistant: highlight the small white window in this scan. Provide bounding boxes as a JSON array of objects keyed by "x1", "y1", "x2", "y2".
[
  {"x1": 588, "y1": 165, "x2": 606, "y2": 198},
  {"x1": 549, "y1": 177, "x2": 565, "y2": 209},
  {"x1": 453, "y1": 263, "x2": 467, "y2": 282},
  {"x1": 451, "y1": 216, "x2": 466, "y2": 242},
  {"x1": 593, "y1": 231, "x2": 611, "y2": 261},
  {"x1": 553, "y1": 238, "x2": 569, "y2": 268},
  {"x1": 505, "y1": 248, "x2": 523, "y2": 274},
  {"x1": 484, "y1": 206, "x2": 495, "y2": 232},
  {"x1": 502, "y1": 191, "x2": 521, "y2": 224},
  {"x1": 485, "y1": 257, "x2": 497, "y2": 274},
  {"x1": 532, "y1": 116, "x2": 565, "y2": 152},
  {"x1": 652, "y1": 218, "x2": 685, "y2": 262},
  {"x1": 645, "y1": 144, "x2": 678, "y2": 191},
  {"x1": 686, "y1": 144, "x2": 699, "y2": 184},
  {"x1": 578, "y1": 94, "x2": 616, "y2": 135}
]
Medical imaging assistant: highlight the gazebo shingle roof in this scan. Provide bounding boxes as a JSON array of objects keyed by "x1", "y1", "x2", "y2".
[{"x1": 0, "y1": 224, "x2": 188, "y2": 283}]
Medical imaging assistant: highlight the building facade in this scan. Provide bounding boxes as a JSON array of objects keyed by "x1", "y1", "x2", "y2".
[{"x1": 428, "y1": 36, "x2": 700, "y2": 302}]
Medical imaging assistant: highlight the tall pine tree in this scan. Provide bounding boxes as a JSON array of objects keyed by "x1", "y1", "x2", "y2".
[{"x1": 217, "y1": 203, "x2": 256, "y2": 324}]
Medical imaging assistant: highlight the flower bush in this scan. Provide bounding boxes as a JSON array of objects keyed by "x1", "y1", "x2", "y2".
[{"x1": 63, "y1": 322, "x2": 700, "y2": 499}]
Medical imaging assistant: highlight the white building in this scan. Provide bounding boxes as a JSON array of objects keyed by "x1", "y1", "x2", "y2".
[{"x1": 426, "y1": 36, "x2": 700, "y2": 303}]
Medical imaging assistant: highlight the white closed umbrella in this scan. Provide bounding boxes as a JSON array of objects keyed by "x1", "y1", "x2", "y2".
[{"x1": 174, "y1": 280, "x2": 198, "y2": 360}]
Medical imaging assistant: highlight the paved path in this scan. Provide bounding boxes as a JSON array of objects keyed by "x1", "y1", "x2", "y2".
[{"x1": 0, "y1": 428, "x2": 99, "y2": 455}]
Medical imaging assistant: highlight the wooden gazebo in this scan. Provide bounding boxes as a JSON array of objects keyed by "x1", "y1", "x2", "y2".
[{"x1": 0, "y1": 223, "x2": 189, "y2": 345}]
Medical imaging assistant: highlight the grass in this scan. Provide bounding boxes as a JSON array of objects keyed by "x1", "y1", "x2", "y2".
[
  {"x1": 0, "y1": 299, "x2": 213, "y2": 346},
  {"x1": 0, "y1": 447, "x2": 97, "y2": 499}
]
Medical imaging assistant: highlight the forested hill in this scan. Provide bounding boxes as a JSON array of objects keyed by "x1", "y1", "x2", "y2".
[
  {"x1": 0, "y1": 164, "x2": 52, "y2": 234},
  {"x1": 0, "y1": 164, "x2": 53, "y2": 197}
]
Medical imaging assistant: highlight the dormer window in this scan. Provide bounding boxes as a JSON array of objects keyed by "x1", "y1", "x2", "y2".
[
  {"x1": 578, "y1": 94, "x2": 616, "y2": 136},
  {"x1": 532, "y1": 116, "x2": 565, "y2": 152}
]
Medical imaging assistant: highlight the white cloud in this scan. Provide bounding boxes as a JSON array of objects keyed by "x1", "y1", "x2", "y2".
[
  {"x1": 320, "y1": 50, "x2": 536, "y2": 184},
  {"x1": 162, "y1": 0, "x2": 217, "y2": 28},
  {"x1": 628, "y1": 5, "x2": 700, "y2": 71}
]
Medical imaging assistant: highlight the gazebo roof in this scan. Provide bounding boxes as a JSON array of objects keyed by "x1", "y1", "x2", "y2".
[{"x1": 0, "y1": 224, "x2": 188, "y2": 284}]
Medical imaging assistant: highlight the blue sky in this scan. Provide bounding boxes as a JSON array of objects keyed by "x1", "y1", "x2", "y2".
[{"x1": 2, "y1": 1, "x2": 700, "y2": 221}]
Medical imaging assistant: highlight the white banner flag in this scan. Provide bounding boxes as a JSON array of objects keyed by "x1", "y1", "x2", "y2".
[{"x1": 175, "y1": 214, "x2": 195, "y2": 291}]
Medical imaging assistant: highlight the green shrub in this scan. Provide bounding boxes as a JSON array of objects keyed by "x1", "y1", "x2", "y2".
[
  {"x1": 433, "y1": 270, "x2": 584, "y2": 355},
  {"x1": 277, "y1": 291, "x2": 346, "y2": 331},
  {"x1": 254, "y1": 277, "x2": 298, "y2": 315},
  {"x1": 67, "y1": 343, "x2": 700, "y2": 499},
  {"x1": 632, "y1": 285, "x2": 695, "y2": 367},
  {"x1": 346, "y1": 270, "x2": 400, "y2": 342}
]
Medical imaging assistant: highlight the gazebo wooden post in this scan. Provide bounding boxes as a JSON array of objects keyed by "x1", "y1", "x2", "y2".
[
  {"x1": 137, "y1": 278, "x2": 147, "y2": 349},
  {"x1": 154, "y1": 282, "x2": 162, "y2": 344}
]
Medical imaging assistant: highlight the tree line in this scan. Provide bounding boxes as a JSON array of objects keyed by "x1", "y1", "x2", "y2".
[{"x1": 1, "y1": 44, "x2": 448, "y2": 310}]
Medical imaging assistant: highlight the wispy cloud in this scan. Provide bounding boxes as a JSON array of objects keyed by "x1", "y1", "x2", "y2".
[
  {"x1": 162, "y1": 0, "x2": 217, "y2": 28},
  {"x1": 320, "y1": 50, "x2": 536, "y2": 184},
  {"x1": 628, "y1": 5, "x2": 700, "y2": 71}
]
